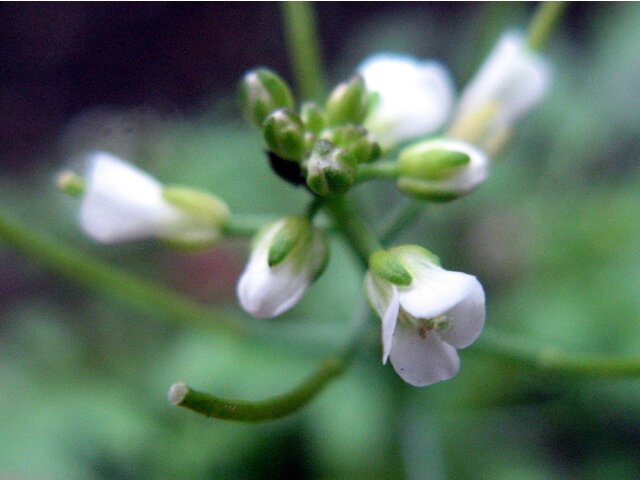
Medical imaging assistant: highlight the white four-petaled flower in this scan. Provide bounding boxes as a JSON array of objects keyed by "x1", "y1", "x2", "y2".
[
  {"x1": 449, "y1": 30, "x2": 551, "y2": 153},
  {"x1": 358, "y1": 53, "x2": 454, "y2": 150},
  {"x1": 365, "y1": 246, "x2": 485, "y2": 386},
  {"x1": 237, "y1": 217, "x2": 328, "y2": 319},
  {"x1": 80, "y1": 151, "x2": 228, "y2": 244}
]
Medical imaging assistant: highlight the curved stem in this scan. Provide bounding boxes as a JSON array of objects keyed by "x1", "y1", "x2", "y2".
[
  {"x1": 323, "y1": 194, "x2": 383, "y2": 268},
  {"x1": 379, "y1": 200, "x2": 423, "y2": 245},
  {"x1": 355, "y1": 161, "x2": 399, "y2": 183},
  {"x1": 0, "y1": 211, "x2": 246, "y2": 334},
  {"x1": 475, "y1": 328, "x2": 640, "y2": 377},
  {"x1": 170, "y1": 355, "x2": 346, "y2": 421},
  {"x1": 280, "y1": 1, "x2": 326, "y2": 101},
  {"x1": 527, "y1": 1, "x2": 568, "y2": 51}
]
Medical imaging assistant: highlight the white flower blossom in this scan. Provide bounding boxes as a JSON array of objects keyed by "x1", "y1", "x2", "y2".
[
  {"x1": 449, "y1": 31, "x2": 551, "y2": 153},
  {"x1": 237, "y1": 217, "x2": 328, "y2": 319},
  {"x1": 79, "y1": 151, "x2": 228, "y2": 244},
  {"x1": 365, "y1": 246, "x2": 485, "y2": 386},
  {"x1": 358, "y1": 53, "x2": 454, "y2": 150}
]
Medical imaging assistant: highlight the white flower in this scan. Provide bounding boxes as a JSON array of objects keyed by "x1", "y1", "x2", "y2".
[
  {"x1": 365, "y1": 246, "x2": 485, "y2": 386},
  {"x1": 79, "y1": 151, "x2": 228, "y2": 244},
  {"x1": 449, "y1": 31, "x2": 551, "y2": 152},
  {"x1": 237, "y1": 217, "x2": 328, "y2": 319},
  {"x1": 358, "y1": 53, "x2": 454, "y2": 150},
  {"x1": 397, "y1": 138, "x2": 490, "y2": 201}
]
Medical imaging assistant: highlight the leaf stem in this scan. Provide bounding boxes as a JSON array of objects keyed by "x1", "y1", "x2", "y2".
[
  {"x1": 355, "y1": 161, "x2": 399, "y2": 183},
  {"x1": 475, "y1": 328, "x2": 640, "y2": 378},
  {"x1": 280, "y1": 1, "x2": 326, "y2": 101},
  {"x1": 527, "y1": 1, "x2": 568, "y2": 51}
]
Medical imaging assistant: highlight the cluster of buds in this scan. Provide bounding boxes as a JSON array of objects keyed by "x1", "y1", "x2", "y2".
[
  {"x1": 240, "y1": 69, "x2": 380, "y2": 195},
  {"x1": 59, "y1": 29, "x2": 550, "y2": 387}
]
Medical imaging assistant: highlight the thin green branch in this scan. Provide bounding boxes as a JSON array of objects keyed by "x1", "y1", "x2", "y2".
[
  {"x1": 379, "y1": 200, "x2": 423, "y2": 245},
  {"x1": 355, "y1": 161, "x2": 399, "y2": 183},
  {"x1": 475, "y1": 328, "x2": 640, "y2": 378},
  {"x1": 221, "y1": 214, "x2": 274, "y2": 237},
  {"x1": 0, "y1": 211, "x2": 246, "y2": 334},
  {"x1": 170, "y1": 355, "x2": 347, "y2": 421},
  {"x1": 323, "y1": 194, "x2": 383, "y2": 268},
  {"x1": 527, "y1": 1, "x2": 568, "y2": 51},
  {"x1": 280, "y1": 1, "x2": 326, "y2": 101}
]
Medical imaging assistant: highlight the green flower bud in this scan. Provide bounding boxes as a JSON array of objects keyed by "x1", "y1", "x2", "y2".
[
  {"x1": 56, "y1": 170, "x2": 85, "y2": 197},
  {"x1": 305, "y1": 140, "x2": 358, "y2": 196},
  {"x1": 263, "y1": 109, "x2": 306, "y2": 162},
  {"x1": 369, "y1": 250, "x2": 413, "y2": 286},
  {"x1": 325, "y1": 125, "x2": 381, "y2": 164},
  {"x1": 325, "y1": 75, "x2": 368, "y2": 127},
  {"x1": 396, "y1": 139, "x2": 489, "y2": 202},
  {"x1": 239, "y1": 68, "x2": 295, "y2": 128},
  {"x1": 300, "y1": 101, "x2": 325, "y2": 134}
]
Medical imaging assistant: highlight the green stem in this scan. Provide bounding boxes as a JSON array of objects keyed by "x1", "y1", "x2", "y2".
[
  {"x1": 355, "y1": 161, "x2": 399, "y2": 183},
  {"x1": 170, "y1": 354, "x2": 347, "y2": 421},
  {"x1": 0, "y1": 211, "x2": 246, "y2": 334},
  {"x1": 221, "y1": 214, "x2": 274, "y2": 237},
  {"x1": 280, "y1": 1, "x2": 326, "y2": 101},
  {"x1": 527, "y1": 1, "x2": 568, "y2": 51},
  {"x1": 323, "y1": 195, "x2": 383, "y2": 268},
  {"x1": 475, "y1": 328, "x2": 640, "y2": 377},
  {"x1": 379, "y1": 200, "x2": 423, "y2": 244}
]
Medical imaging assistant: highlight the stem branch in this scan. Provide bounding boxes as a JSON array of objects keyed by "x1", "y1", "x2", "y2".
[{"x1": 527, "y1": 1, "x2": 568, "y2": 51}]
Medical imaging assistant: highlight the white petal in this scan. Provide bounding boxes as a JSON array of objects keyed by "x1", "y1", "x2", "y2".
[
  {"x1": 456, "y1": 31, "x2": 551, "y2": 126},
  {"x1": 389, "y1": 322, "x2": 460, "y2": 387},
  {"x1": 80, "y1": 152, "x2": 185, "y2": 243},
  {"x1": 435, "y1": 275, "x2": 485, "y2": 349},
  {"x1": 397, "y1": 263, "x2": 481, "y2": 321},
  {"x1": 359, "y1": 53, "x2": 454, "y2": 148},
  {"x1": 236, "y1": 219, "x2": 325, "y2": 319},
  {"x1": 365, "y1": 272, "x2": 400, "y2": 363}
]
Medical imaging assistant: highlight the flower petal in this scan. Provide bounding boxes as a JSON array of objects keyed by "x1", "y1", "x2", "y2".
[
  {"x1": 398, "y1": 264, "x2": 481, "y2": 321},
  {"x1": 80, "y1": 152, "x2": 184, "y2": 243},
  {"x1": 389, "y1": 322, "x2": 460, "y2": 387},
  {"x1": 435, "y1": 276, "x2": 485, "y2": 349},
  {"x1": 365, "y1": 272, "x2": 400, "y2": 363},
  {"x1": 359, "y1": 53, "x2": 454, "y2": 148}
]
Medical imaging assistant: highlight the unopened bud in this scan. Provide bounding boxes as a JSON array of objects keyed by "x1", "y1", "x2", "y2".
[
  {"x1": 263, "y1": 109, "x2": 306, "y2": 162},
  {"x1": 325, "y1": 75, "x2": 368, "y2": 127},
  {"x1": 305, "y1": 140, "x2": 357, "y2": 196},
  {"x1": 326, "y1": 125, "x2": 381, "y2": 164},
  {"x1": 239, "y1": 68, "x2": 295, "y2": 127},
  {"x1": 56, "y1": 170, "x2": 85, "y2": 197},
  {"x1": 300, "y1": 101, "x2": 325, "y2": 134},
  {"x1": 396, "y1": 139, "x2": 489, "y2": 202}
]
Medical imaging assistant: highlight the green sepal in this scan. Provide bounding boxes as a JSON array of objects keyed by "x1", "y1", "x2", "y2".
[
  {"x1": 396, "y1": 178, "x2": 459, "y2": 202},
  {"x1": 267, "y1": 217, "x2": 310, "y2": 267},
  {"x1": 300, "y1": 101, "x2": 325, "y2": 134},
  {"x1": 398, "y1": 146, "x2": 470, "y2": 181},
  {"x1": 163, "y1": 186, "x2": 230, "y2": 226},
  {"x1": 263, "y1": 109, "x2": 306, "y2": 162},
  {"x1": 305, "y1": 140, "x2": 357, "y2": 196},
  {"x1": 239, "y1": 68, "x2": 295, "y2": 128},
  {"x1": 390, "y1": 244, "x2": 441, "y2": 267},
  {"x1": 369, "y1": 250, "x2": 413, "y2": 286},
  {"x1": 325, "y1": 125, "x2": 381, "y2": 164},
  {"x1": 325, "y1": 75, "x2": 368, "y2": 127}
]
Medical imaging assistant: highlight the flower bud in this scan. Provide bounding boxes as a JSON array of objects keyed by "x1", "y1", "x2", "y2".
[
  {"x1": 56, "y1": 170, "x2": 85, "y2": 197},
  {"x1": 324, "y1": 75, "x2": 369, "y2": 127},
  {"x1": 396, "y1": 139, "x2": 489, "y2": 202},
  {"x1": 262, "y1": 109, "x2": 306, "y2": 162},
  {"x1": 237, "y1": 217, "x2": 329, "y2": 319},
  {"x1": 239, "y1": 68, "x2": 295, "y2": 128},
  {"x1": 305, "y1": 140, "x2": 357, "y2": 196},
  {"x1": 326, "y1": 125, "x2": 381, "y2": 164},
  {"x1": 300, "y1": 101, "x2": 325, "y2": 134}
]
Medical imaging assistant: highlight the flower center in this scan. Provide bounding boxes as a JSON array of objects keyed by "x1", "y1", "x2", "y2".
[{"x1": 398, "y1": 307, "x2": 450, "y2": 339}]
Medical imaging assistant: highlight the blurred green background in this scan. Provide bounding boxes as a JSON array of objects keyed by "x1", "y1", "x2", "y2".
[{"x1": 2, "y1": 2, "x2": 640, "y2": 479}]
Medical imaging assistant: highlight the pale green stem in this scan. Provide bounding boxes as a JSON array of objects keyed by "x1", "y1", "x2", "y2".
[
  {"x1": 280, "y1": 1, "x2": 326, "y2": 101},
  {"x1": 355, "y1": 161, "x2": 399, "y2": 183},
  {"x1": 475, "y1": 328, "x2": 640, "y2": 378},
  {"x1": 0, "y1": 211, "x2": 246, "y2": 334},
  {"x1": 379, "y1": 200, "x2": 423, "y2": 244},
  {"x1": 323, "y1": 194, "x2": 383, "y2": 268},
  {"x1": 221, "y1": 214, "x2": 275, "y2": 237},
  {"x1": 171, "y1": 352, "x2": 349, "y2": 421},
  {"x1": 527, "y1": 1, "x2": 568, "y2": 51}
]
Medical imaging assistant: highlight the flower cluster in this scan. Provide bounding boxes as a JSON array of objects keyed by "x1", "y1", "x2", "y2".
[{"x1": 59, "y1": 30, "x2": 550, "y2": 387}]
